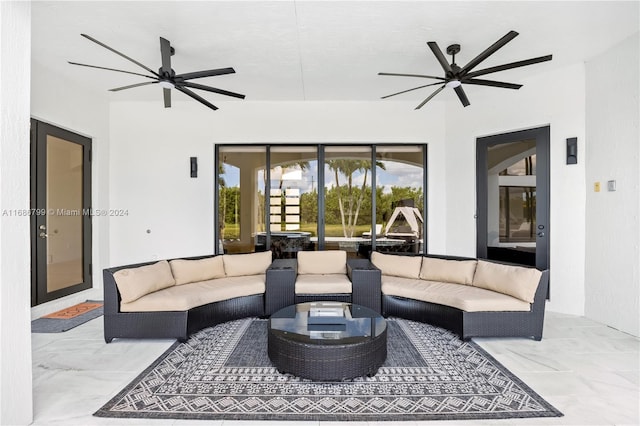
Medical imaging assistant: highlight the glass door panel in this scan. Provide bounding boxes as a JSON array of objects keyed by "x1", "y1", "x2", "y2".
[
  {"x1": 324, "y1": 146, "x2": 373, "y2": 256},
  {"x1": 486, "y1": 139, "x2": 537, "y2": 265},
  {"x1": 217, "y1": 146, "x2": 266, "y2": 254},
  {"x1": 269, "y1": 146, "x2": 318, "y2": 258},
  {"x1": 375, "y1": 145, "x2": 425, "y2": 255},
  {"x1": 46, "y1": 136, "x2": 84, "y2": 292}
]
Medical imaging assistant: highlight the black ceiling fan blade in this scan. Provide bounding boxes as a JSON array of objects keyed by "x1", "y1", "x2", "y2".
[
  {"x1": 175, "y1": 68, "x2": 236, "y2": 81},
  {"x1": 176, "y1": 86, "x2": 219, "y2": 110},
  {"x1": 459, "y1": 30, "x2": 519, "y2": 75},
  {"x1": 81, "y1": 34, "x2": 159, "y2": 77},
  {"x1": 381, "y1": 81, "x2": 445, "y2": 99},
  {"x1": 378, "y1": 72, "x2": 445, "y2": 80},
  {"x1": 415, "y1": 84, "x2": 445, "y2": 110},
  {"x1": 68, "y1": 62, "x2": 156, "y2": 79},
  {"x1": 160, "y1": 37, "x2": 172, "y2": 75},
  {"x1": 178, "y1": 81, "x2": 245, "y2": 99},
  {"x1": 163, "y1": 88, "x2": 171, "y2": 108},
  {"x1": 108, "y1": 81, "x2": 157, "y2": 92},
  {"x1": 464, "y1": 55, "x2": 553, "y2": 79},
  {"x1": 462, "y1": 78, "x2": 522, "y2": 89},
  {"x1": 427, "y1": 42, "x2": 453, "y2": 74},
  {"x1": 454, "y1": 85, "x2": 470, "y2": 107}
]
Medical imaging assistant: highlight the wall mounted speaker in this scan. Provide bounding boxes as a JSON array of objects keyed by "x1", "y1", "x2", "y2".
[
  {"x1": 190, "y1": 157, "x2": 198, "y2": 178},
  {"x1": 566, "y1": 137, "x2": 577, "y2": 165}
]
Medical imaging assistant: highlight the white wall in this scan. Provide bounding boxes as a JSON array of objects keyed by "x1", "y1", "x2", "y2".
[
  {"x1": 0, "y1": 2, "x2": 33, "y2": 424},
  {"x1": 30, "y1": 61, "x2": 111, "y2": 318},
  {"x1": 107, "y1": 49, "x2": 638, "y2": 328},
  {"x1": 585, "y1": 33, "x2": 639, "y2": 336},
  {"x1": 443, "y1": 63, "x2": 587, "y2": 316},
  {"x1": 108, "y1": 100, "x2": 446, "y2": 265}
]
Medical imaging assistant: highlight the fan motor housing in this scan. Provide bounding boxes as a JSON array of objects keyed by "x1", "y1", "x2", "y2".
[{"x1": 446, "y1": 44, "x2": 460, "y2": 56}]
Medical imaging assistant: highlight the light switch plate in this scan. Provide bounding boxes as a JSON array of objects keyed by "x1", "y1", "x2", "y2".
[
  {"x1": 607, "y1": 180, "x2": 616, "y2": 191},
  {"x1": 594, "y1": 182, "x2": 601, "y2": 192}
]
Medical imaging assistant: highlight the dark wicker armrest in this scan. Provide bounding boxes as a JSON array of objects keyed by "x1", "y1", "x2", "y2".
[
  {"x1": 347, "y1": 259, "x2": 382, "y2": 314},
  {"x1": 103, "y1": 269, "x2": 122, "y2": 315},
  {"x1": 531, "y1": 269, "x2": 550, "y2": 313},
  {"x1": 265, "y1": 259, "x2": 297, "y2": 315}
]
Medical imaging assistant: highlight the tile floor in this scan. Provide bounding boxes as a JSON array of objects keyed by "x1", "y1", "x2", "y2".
[{"x1": 31, "y1": 311, "x2": 639, "y2": 425}]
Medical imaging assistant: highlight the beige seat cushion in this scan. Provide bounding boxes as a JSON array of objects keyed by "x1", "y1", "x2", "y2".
[
  {"x1": 419, "y1": 257, "x2": 477, "y2": 285},
  {"x1": 222, "y1": 251, "x2": 272, "y2": 277},
  {"x1": 371, "y1": 251, "x2": 422, "y2": 279},
  {"x1": 381, "y1": 276, "x2": 530, "y2": 312},
  {"x1": 472, "y1": 260, "x2": 542, "y2": 303},
  {"x1": 113, "y1": 260, "x2": 176, "y2": 303},
  {"x1": 169, "y1": 256, "x2": 226, "y2": 285},
  {"x1": 295, "y1": 274, "x2": 352, "y2": 294},
  {"x1": 297, "y1": 250, "x2": 347, "y2": 275},
  {"x1": 121, "y1": 275, "x2": 265, "y2": 312}
]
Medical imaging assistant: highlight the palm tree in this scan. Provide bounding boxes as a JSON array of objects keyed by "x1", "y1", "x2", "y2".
[{"x1": 327, "y1": 159, "x2": 385, "y2": 237}]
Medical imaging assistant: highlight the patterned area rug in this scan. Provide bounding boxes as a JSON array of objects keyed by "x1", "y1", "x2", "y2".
[{"x1": 95, "y1": 318, "x2": 562, "y2": 421}]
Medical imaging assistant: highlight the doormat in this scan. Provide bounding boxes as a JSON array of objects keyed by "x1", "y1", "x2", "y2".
[
  {"x1": 42, "y1": 301, "x2": 103, "y2": 319},
  {"x1": 95, "y1": 317, "x2": 562, "y2": 422},
  {"x1": 32, "y1": 301, "x2": 103, "y2": 333}
]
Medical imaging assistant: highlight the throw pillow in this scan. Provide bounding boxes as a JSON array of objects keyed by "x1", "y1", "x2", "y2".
[
  {"x1": 169, "y1": 256, "x2": 226, "y2": 285},
  {"x1": 472, "y1": 260, "x2": 542, "y2": 303},
  {"x1": 370, "y1": 251, "x2": 422, "y2": 279},
  {"x1": 419, "y1": 257, "x2": 477, "y2": 285},
  {"x1": 297, "y1": 250, "x2": 347, "y2": 275},
  {"x1": 222, "y1": 251, "x2": 272, "y2": 277},
  {"x1": 113, "y1": 260, "x2": 176, "y2": 303}
]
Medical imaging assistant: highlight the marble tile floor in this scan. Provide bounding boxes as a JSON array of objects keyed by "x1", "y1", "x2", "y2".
[{"x1": 31, "y1": 311, "x2": 639, "y2": 426}]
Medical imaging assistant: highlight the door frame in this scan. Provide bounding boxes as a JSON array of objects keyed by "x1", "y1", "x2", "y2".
[
  {"x1": 30, "y1": 119, "x2": 93, "y2": 306},
  {"x1": 476, "y1": 125, "x2": 550, "y2": 273}
]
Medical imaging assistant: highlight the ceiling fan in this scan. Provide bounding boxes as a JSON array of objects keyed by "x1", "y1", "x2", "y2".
[
  {"x1": 379, "y1": 30, "x2": 552, "y2": 109},
  {"x1": 69, "y1": 34, "x2": 245, "y2": 111}
]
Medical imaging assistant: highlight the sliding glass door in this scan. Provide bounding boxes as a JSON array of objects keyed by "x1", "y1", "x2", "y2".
[{"x1": 215, "y1": 144, "x2": 427, "y2": 258}]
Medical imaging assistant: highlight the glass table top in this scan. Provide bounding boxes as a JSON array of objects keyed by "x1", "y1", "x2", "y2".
[{"x1": 268, "y1": 302, "x2": 386, "y2": 345}]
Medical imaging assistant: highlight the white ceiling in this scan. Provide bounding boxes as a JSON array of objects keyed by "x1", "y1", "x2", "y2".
[{"x1": 32, "y1": 1, "x2": 639, "y2": 105}]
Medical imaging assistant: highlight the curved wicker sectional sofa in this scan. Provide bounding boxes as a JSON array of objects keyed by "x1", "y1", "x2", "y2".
[
  {"x1": 371, "y1": 252, "x2": 549, "y2": 341},
  {"x1": 102, "y1": 252, "x2": 272, "y2": 343},
  {"x1": 103, "y1": 250, "x2": 548, "y2": 343}
]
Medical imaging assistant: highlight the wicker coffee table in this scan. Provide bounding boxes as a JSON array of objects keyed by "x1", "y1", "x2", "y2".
[{"x1": 267, "y1": 302, "x2": 387, "y2": 381}]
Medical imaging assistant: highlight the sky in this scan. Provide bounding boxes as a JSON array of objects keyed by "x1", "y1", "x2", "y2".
[{"x1": 222, "y1": 160, "x2": 423, "y2": 195}]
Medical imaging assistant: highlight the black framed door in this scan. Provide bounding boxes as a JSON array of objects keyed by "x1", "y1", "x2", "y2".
[
  {"x1": 476, "y1": 126, "x2": 550, "y2": 273},
  {"x1": 30, "y1": 119, "x2": 92, "y2": 306}
]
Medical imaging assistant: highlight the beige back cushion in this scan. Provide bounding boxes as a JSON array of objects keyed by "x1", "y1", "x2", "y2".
[
  {"x1": 222, "y1": 251, "x2": 272, "y2": 277},
  {"x1": 472, "y1": 260, "x2": 542, "y2": 303},
  {"x1": 113, "y1": 260, "x2": 176, "y2": 303},
  {"x1": 371, "y1": 251, "x2": 422, "y2": 279},
  {"x1": 297, "y1": 250, "x2": 347, "y2": 275},
  {"x1": 419, "y1": 257, "x2": 477, "y2": 285},
  {"x1": 169, "y1": 256, "x2": 226, "y2": 285}
]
